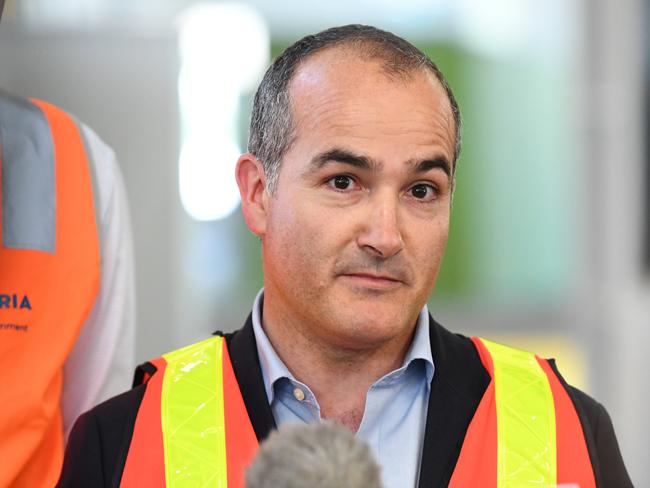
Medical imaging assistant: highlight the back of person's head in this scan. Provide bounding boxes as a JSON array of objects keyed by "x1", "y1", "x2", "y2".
[{"x1": 245, "y1": 421, "x2": 383, "y2": 488}]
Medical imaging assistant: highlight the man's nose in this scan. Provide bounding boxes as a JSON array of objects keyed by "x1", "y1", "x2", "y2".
[{"x1": 357, "y1": 196, "x2": 404, "y2": 259}]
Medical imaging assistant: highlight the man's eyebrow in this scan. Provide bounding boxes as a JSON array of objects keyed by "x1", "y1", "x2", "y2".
[
  {"x1": 408, "y1": 157, "x2": 452, "y2": 179},
  {"x1": 307, "y1": 148, "x2": 452, "y2": 178},
  {"x1": 308, "y1": 148, "x2": 382, "y2": 172}
]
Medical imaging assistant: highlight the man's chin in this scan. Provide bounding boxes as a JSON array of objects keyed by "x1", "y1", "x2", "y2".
[{"x1": 323, "y1": 306, "x2": 414, "y2": 345}]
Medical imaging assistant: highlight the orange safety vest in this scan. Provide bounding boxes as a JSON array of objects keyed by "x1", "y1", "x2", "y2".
[
  {"x1": 0, "y1": 93, "x2": 100, "y2": 487},
  {"x1": 120, "y1": 336, "x2": 258, "y2": 488},
  {"x1": 449, "y1": 337, "x2": 596, "y2": 488},
  {"x1": 121, "y1": 336, "x2": 595, "y2": 488}
]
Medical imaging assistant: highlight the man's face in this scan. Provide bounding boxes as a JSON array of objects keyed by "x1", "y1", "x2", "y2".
[{"x1": 260, "y1": 48, "x2": 456, "y2": 351}]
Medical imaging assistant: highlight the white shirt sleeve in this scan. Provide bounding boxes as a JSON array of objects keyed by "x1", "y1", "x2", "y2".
[{"x1": 60, "y1": 124, "x2": 136, "y2": 439}]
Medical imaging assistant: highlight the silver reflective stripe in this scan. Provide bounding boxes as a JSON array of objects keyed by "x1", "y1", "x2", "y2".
[{"x1": 0, "y1": 91, "x2": 55, "y2": 252}]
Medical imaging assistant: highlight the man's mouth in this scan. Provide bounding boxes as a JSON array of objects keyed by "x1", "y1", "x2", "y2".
[{"x1": 339, "y1": 272, "x2": 404, "y2": 289}]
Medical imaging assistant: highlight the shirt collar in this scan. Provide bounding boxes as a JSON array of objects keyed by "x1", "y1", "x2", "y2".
[
  {"x1": 251, "y1": 288, "x2": 435, "y2": 404},
  {"x1": 404, "y1": 305, "x2": 435, "y2": 385},
  {"x1": 251, "y1": 289, "x2": 294, "y2": 403}
]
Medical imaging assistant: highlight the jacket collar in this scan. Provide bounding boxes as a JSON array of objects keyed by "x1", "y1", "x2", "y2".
[
  {"x1": 417, "y1": 316, "x2": 489, "y2": 487},
  {"x1": 225, "y1": 313, "x2": 277, "y2": 442}
]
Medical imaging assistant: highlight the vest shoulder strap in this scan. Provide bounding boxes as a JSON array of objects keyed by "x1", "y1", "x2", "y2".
[
  {"x1": 121, "y1": 336, "x2": 258, "y2": 488},
  {"x1": 448, "y1": 337, "x2": 595, "y2": 488}
]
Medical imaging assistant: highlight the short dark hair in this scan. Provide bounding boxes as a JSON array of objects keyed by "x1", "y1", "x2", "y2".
[{"x1": 247, "y1": 24, "x2": 462, "y2": 193}]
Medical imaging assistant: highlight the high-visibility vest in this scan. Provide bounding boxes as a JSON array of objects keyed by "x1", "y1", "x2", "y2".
[
  {"x1": 0, "y1": 93, "x2": 101, "y2": 487},
  {"x1": 449, "y1": 337, "x2": 596, "y2": 488},
  {"x1": 121, "y1": 336, "x2": 258, "y2": 488},
  {"x1": 121, "y1": 336, "x2": 595, "y2": 488}
]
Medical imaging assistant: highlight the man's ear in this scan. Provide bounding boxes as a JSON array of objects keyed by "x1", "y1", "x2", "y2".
[{"x1": 236, "y1": 153, "x2": 268, "y2": 236}]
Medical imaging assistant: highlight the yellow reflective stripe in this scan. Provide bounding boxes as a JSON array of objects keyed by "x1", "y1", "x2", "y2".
[
  {"x1": 161, "y1": 336, "x2": 228, "y2": 487},
  {"x1": 480, "y1": 339, "x2": 557, "y2": 488}
]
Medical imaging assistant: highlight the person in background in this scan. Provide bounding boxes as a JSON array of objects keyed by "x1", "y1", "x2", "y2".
[
  {"x1": 246, "y1": 421, "x2": 382, "y2": 488},
  {"x1": 59, "y1": 24, "x2": 631, "y2": 488},
  {"x1": 0, "y1": 2, "x2": 136, "y2": 486}
]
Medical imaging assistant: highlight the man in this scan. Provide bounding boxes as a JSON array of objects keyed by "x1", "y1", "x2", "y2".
[
  {"x1": 58, "y1": 25, "x2": 631, "y2": 487},
  {"x1": 0, "y1": 2, "x2": 136, "y2": 486}
]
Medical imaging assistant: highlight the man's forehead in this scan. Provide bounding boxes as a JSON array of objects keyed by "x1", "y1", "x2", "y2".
[
  {"x1": 284, "y1": 48, "x2": 456, "y2": 159},
  {"x1": 288, "y1": 46, "x2": 453, "y2": 122}
]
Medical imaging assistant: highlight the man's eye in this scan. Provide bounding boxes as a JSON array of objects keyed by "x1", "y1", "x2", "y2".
[
  {"x1": 409, "y1": 184, "x2": 437, "y2": 200},
  {"x1": 329, "y1": 175, "x2": 355, "y2": 190}
]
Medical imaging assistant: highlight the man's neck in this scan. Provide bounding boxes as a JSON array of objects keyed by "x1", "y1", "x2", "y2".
[{"x1": 261, "y1": 297, "x2": 415, "y2": 432}]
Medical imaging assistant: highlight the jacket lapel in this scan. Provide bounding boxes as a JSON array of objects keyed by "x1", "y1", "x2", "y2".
[
  {"x1": 418, "y1": 317, "x2": 490, "y2": 488},
  {"x1": 225, "y1": 314, "x2": 277, "y2": 442}
]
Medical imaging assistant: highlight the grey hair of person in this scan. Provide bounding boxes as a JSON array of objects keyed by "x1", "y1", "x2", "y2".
[
  {"x1": 245, "y1": 421, "x2": 383, "y2": 488},
  {"x1": 248, "y1": 24, "x2": 462, "y2": 194}
]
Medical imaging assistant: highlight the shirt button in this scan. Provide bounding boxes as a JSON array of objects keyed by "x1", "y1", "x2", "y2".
[{"x1": 293, "y1": 387, "x2": 305, "y2": 401}]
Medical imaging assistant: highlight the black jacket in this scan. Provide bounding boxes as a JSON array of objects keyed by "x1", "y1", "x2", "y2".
[{"x1": 58, "y1": 315, "x2": 633, "y2": 487}]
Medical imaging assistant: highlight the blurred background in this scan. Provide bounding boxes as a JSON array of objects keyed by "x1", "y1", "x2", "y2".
[{"x1": 0, "y1": 0, "x2": 647, "y2": 483}]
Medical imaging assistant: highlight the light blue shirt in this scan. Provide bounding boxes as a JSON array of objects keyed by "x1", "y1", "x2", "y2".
[{"x1": 251, "y1": 289, "x2": 434, "y2": 488}]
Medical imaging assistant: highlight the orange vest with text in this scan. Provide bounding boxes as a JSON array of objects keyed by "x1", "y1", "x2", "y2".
[
  {"x1": 120, "y1": 335, "x2": 595, "y2": 488},
  {"x1": 0, "y1": 93, "x2": 100, "y2": 487}
]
